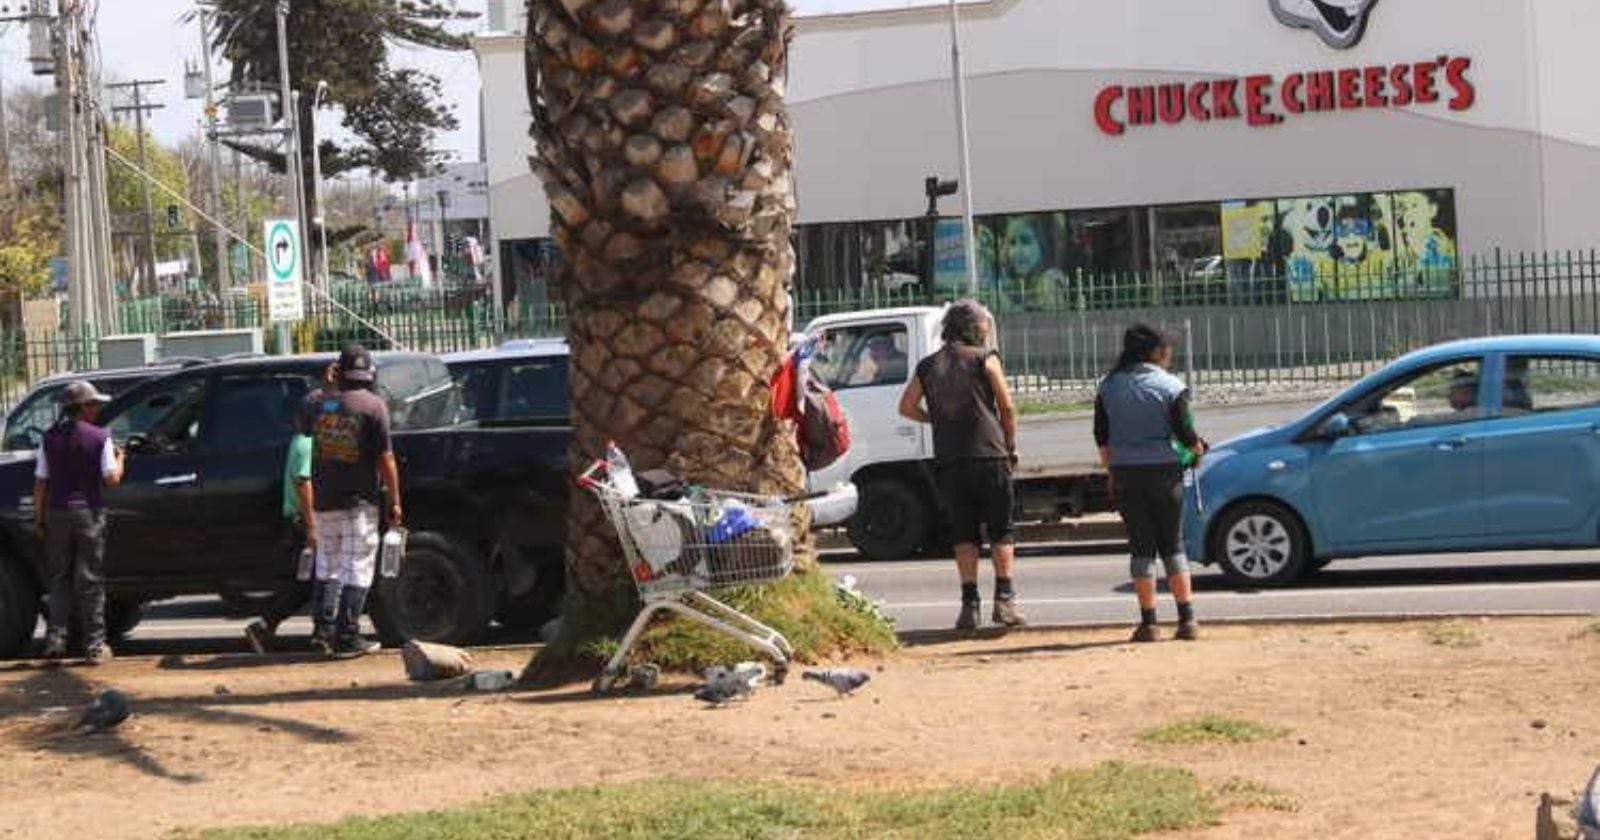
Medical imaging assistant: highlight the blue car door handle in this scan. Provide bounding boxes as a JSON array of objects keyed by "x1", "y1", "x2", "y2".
[{"x1": 1433, "y1": 437, "x2": 1470, "y2": 452}]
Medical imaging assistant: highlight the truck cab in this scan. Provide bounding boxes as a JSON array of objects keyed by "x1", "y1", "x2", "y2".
[{"x1": 803, "y1": 307, "x2": 948, "y2": 559}]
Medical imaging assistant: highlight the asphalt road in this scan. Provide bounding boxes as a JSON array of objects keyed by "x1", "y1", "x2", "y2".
[{"x1": 104, "y1": 545, "x2": 1600, "y2": 656}]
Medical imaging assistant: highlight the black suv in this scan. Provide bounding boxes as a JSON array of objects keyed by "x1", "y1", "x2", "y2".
[{"x1": 0, "y1": 352, "x2": 570, "y2": 658}]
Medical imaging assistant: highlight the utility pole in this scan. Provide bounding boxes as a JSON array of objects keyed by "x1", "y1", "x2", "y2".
[
  {"x1": 108, "y1": 79, "x2": 166, "y2": 297},
  {"x1": 0, "y1": 60, "x2": 11, "y2": 187},
  {"x1": 947, "y1": 0, "x2": 980, "y2": 296},
  {"x1": 275, "y1": 0, "x2": 305, "y2": 352},
  {"x1": 197, "y1": 10, "x2": 228, "y2": 290}
]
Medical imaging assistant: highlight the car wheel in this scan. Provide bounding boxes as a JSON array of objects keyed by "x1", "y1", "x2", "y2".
[
  {"x1": 848, "y1": 478, "x2": 930, "y2": 561},
  {"x1": 371, "y1": 533, "x2": 496, "y2": 648},
  {"x1": 1211, "y1": 501, "x2": 1310, "y2": 587},
  {"x1": 104, "y1": 597, "x2": 148, "y2": 641},
  {"x1": 0, "y1": 558, "x2": 37, "y2": 659}
]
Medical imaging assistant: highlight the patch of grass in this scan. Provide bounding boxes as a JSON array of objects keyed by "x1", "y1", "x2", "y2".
[
  {"x1": 1211, "y1": 778, "x2": 1299, "y2": 813},
  {"x1": 1569, "y1": 620, "x2": 1600, "y2": 640},
  {"x1": 633, "y1": 568, "x2": 899, "y2": 673},
  {"x1": 1018, "y1": 399, "x2": 1091, "y2": 416},
  {"x1": 1423, "y1": 623, "x2": 1484, "y2": 649},
  {"x1": 188, "y1": 761, "x2": 1221, "y2": 840},
  {"x1": 1139, "y1": 714, "x2": 1289, "y2": 746}
]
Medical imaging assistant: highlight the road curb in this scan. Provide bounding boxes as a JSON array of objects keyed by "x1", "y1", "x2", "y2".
[
  {"x1": 894, "y1": 610, "x2": 1596, "y2": 647},
  {"x1": 818, "y1": 519, "x2": 1128, "y2": 553}
]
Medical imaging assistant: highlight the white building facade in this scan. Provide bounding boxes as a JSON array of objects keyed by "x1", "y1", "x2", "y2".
[{"x1": 475, "y1": 0, "x2": 1600, "y2": 309}]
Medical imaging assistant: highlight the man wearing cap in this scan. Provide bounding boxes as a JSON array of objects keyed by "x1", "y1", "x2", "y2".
[
  {"x1": 308, "y1": 345, "x2": 402, "y2": 658},
  {"x1": 34, "y1": 381, "x2": 125, "y2": 663}
]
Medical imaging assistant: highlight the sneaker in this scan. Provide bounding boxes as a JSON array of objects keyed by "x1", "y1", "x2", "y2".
[
  {"x1": 244, "y1": 621, "x2": 273, "y2": 655},
  {"x1": 310, "y1": 630, "x2": 333, "y2": 656},
  {"x1": 331, "y1": 637, "x2": 381, "y2": 659},
  {"x1": 955, "y1": 600, "x2": 981, "y2": 631},
  {"x1": 1175, "y1": 620, "x2": 1199, "y2": 642},
  {"x1": 41, "y1": 634, "x2": 68, "y2": 661},
  {"x1": 84, "y1": 644, "x2": 114, "y2": 666},
  {"x1": 992, "y1": 598, "x2": 1027, "y2": 628},
  {"x1": 1130, "y1": 623, "x2": 1161, "y2": 644}
]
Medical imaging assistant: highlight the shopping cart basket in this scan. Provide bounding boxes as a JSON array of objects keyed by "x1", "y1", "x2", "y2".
[{"x1": 580, "y1": 459, "x2": 797, "y2": 693}]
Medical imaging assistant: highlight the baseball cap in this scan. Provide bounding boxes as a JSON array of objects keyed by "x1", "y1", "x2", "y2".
[
  {"x1": 57, "y1": 380, "x2": 112, "y2": 407},
  {"x1": 338, "y1": 343, "x2": 376, "y2": 382}
]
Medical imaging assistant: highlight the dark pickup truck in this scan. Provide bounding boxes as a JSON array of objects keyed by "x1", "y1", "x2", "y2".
[{"x1": 0, "y1": 351, "x2": 570, "y2": 658}]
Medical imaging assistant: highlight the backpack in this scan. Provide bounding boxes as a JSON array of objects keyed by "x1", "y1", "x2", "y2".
[{"x1": 797, "y1": 364, "x2": 851, "y2": 471}]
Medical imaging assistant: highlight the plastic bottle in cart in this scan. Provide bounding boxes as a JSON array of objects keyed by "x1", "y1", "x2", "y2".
[
  {"x1": 380, "y1": 527, "x2": 408, "y2": 578},
  {"x1": 296, "y1": 546, "x2": 315, "y2": 581},
  {"x1": 606, "y1": 441, "x2": 640, "y2": 499}
]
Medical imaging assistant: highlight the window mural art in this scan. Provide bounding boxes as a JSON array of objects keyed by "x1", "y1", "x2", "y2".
[{"x1": 796, "y1": 188, "x2": 1458, "y2": 306}]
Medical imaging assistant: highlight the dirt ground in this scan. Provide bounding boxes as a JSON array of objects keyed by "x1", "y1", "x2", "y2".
[{"x1": 1, "y1": 617, "x2": 1597, "y2": 839}]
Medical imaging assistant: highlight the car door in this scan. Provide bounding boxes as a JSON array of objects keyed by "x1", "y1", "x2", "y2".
[
  {"x1": 1311, "y1": 357, "x2": 1487, "y2": 552},
  {"x1": 201, "y1": 373, "x2": 314, "y2": 581},
  {"x1": 102, "y1": 375, "x2": 212, "y2": 578},
  {"x1": 807, "y1": 319, "x2": 922, "y2": 488},
  {"x1": 1477, "y1": 353, "x2": 1600, "y2": 540}
]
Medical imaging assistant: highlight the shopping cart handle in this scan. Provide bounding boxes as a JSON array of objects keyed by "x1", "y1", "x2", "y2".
[{"x1": 577, "y1": 459, "x2": 608, "y2": 489}]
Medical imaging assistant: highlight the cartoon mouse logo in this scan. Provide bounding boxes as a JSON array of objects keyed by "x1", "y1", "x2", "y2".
[{"x1": 1270, "y1": 0, "x2": 1379, "y2": 50}]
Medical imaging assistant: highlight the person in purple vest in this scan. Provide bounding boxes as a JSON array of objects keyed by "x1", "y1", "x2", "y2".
[{"x1": 33, "y1": 381, "x2": 125, "y2": 664}]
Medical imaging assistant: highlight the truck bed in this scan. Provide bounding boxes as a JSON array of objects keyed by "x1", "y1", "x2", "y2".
[{"x1": 1011, "y1": 399, "x2": 1322, "y2": 479}]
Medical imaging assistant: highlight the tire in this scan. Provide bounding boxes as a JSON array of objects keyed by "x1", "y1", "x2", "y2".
[
  {"x1": 848, "y1": 478, "x2": 930, "y2": 561},
  {"x1": 1209, "y1": 500, "x2": 1311, "y2": 587},
  {"x1": 494, "y1": 548, "x2": 564, "y2": 632},
  {"x1": 0, "y1": 558, "x2": 38, "y2": 659},
  {"x1": 104, "y1": 597, "x2": 148, "y2": 641},
  {"x1": 370, "y1": 533, "x2": 496, "y2": 648}
]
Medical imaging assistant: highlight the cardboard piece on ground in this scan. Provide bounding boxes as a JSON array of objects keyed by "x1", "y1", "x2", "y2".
[{"x1": 401, "y1": 640, "x2": 475, "y2": 682}]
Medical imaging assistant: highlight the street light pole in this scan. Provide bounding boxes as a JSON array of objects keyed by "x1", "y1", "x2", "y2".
[
  {"x1": 274, "y1": 0, "x2": 303, "y2": 352},
  {"x1": 947, "y1": 0, "x2": 980, "y2": 297},
  {"x1": 198, "y1": 9, "x2": 228, "y2": 291},
  {"x1": 313, "y1": 79, "x2": 330, "y2": 290}
]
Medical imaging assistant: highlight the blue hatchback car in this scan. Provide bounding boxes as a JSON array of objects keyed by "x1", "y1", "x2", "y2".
[{"x1": 1184, "y1": 335, "x2": 1600, "y2": 585}]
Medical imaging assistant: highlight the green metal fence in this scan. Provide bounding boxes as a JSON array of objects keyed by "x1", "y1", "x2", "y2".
[{"x1": 3, "y1": 248, "x2": 1597, "y2": 413}]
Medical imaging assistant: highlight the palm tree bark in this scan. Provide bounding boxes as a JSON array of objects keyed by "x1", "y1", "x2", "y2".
[{"x1": 524, "y1": 0, "x2": 810, "y2": 669}]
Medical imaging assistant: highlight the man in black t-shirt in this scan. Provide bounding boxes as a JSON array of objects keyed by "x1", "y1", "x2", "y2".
[{"x1": 308, "y1": 344, "x2": 404, "y2": 658}]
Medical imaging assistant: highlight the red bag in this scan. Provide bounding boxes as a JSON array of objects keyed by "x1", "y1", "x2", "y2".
[{"x1": 797, "y1": 364, "x2": 850, "y2": 471}]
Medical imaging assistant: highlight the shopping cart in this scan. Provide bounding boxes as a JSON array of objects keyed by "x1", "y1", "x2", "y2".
[{"x1": 580, "y1": 459, "x2": 798, "y2": 693}]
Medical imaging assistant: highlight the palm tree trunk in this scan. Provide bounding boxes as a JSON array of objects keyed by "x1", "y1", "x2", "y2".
[{"x1": 524, "y1": 0, "x2": 811, "y2": 676}]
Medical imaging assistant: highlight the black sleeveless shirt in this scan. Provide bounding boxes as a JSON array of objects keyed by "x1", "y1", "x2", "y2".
[{"x1": 915, "y1": 343, "x2": 1009, "y2": 464}]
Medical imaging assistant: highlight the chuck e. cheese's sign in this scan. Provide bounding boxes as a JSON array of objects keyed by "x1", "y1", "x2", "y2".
[{"x1": 1094, "y1": 56, "x2": 1476, "y2": 136}]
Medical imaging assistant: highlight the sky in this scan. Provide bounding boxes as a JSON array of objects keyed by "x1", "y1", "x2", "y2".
[{"x1": 0, "y1": 0, "x2": 923, "y2": 166}]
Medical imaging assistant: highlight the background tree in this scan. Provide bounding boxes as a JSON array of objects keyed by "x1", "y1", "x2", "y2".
[
  {"x1": 105, "y1": 123, "x2": 193, "y2": 293},
  {"x1": 193, "y1": 0, "x2": 469, "y2": 271},
  {"x1": 523, "y1": 0, "x2": 815, "y2": 680},
  {"x1": 0, "y1": 85, "x2": 64, "y2": 316}
]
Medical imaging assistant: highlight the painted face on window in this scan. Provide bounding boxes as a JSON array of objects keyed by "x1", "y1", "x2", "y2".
[
  {"x1": 1334, "y1": 216, "x2": 1373, "y2": 264},
  {"x1": 1003, "y1": 219, "x2": 1045, "y2": 279}
]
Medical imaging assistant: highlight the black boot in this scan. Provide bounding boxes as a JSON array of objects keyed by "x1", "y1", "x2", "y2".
[{"x1": 316, "y1": 580, "x2": 342, "y2": 655}]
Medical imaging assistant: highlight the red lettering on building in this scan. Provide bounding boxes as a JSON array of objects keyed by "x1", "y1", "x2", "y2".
[
  {"x1": 1094, "y1": 86, "x2": 1124, "y2": 135},
  {"x1": 1414, "y1": 61, "x2": 1440, "y2": 103},
  {"x1": 1092, "y1": 55, "x2": 1479, "y2": 136},
  {"x1": 1446, "y1": 56, "x2": 1476, "y2": 111},
  {"x1": 1363, "y1": 66, "x2": 1389, "y2": 108},
  {"x1": 1281, "y1": 73, "x2": 1305, "y2": 114},
  {"x1": 1187, "y1": 81, "x2": 1212, "y2": 121},
  {"x1": 1211, "y1": 79, "x2": 1241, "y2": 119},
  {"x1": 1245, "y1": 75, "x2": 1283, "y2": 126}
]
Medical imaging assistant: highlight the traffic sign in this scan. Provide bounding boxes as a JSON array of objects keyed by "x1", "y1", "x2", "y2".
[{"x1": 264, "y1": 218, "x2": 304, "y2": 323}]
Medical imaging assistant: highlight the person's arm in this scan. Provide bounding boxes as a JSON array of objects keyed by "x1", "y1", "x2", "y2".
[
  {"x1": 291, "y1": 435, "x2": 315, "y2": 539},
  {"x1": 295, "y1": 478, "x2": 316, "y2": 539},
  {"x1": 1169, "y1": 390, "x2": 1206, "y2": 453},
  {"x1": 371, "y1": 407, "x2": 402, "y2": 527},
  {"x1": 1094, "y1": 393, "x2": 1112, "y2": 470},
  {"x1": 983, "y1": 354, "x2": 1018, "y2": 462},
  {"x1": 898, "y1": 376, "x2": 930, "y2": 424},
  {"x1": 101, "y1": 438, "x2": 124, "y2": 488}
]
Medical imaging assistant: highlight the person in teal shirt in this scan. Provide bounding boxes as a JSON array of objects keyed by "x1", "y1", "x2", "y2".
[{"x1": 245, "y1": 366, "x2": 336, "y2": 654}]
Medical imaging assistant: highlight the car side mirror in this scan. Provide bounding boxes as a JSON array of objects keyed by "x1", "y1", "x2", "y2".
[{"x1": 1319, "y1": 413, "x2": 1353, "y2": 439}]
